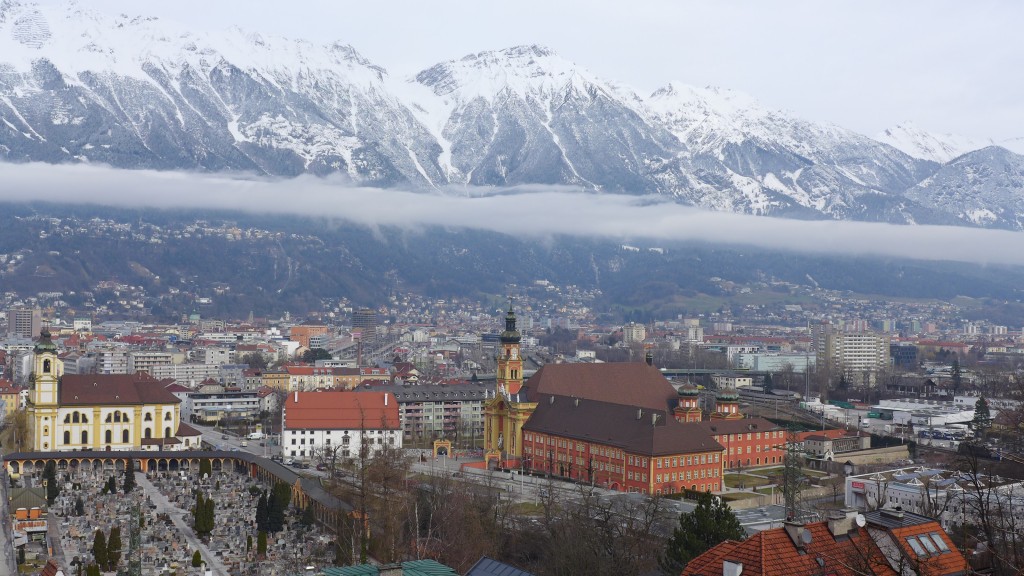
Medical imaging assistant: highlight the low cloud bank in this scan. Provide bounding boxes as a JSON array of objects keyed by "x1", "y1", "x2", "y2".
[{"x1": 2, "y1": 162, "x2": 1023, "y2": 266}]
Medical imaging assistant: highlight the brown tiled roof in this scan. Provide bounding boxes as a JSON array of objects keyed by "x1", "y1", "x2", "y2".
[
  {"x1": 684, "y1": 514, "x2": 968, "y2": 576},
  {"x1": 523, "y1": 362, "x2": 676, "y2": 411},
  {"x1": 690, "y1": 418, "x2": 784, "y2": 437},
  {"x1": 60, "y1": 374, "x2": 181, "y2": 406},
  {"x1": 40, "y1": 559, "x2": 62, "y2": 576},
  {"x1": 141, "y1": 437, "x2": 181, "y2": 445},
  {"x1": 523, "y1": 395, "x2": 724, "y2": 456},
  {"x1": 284, "y1": 391, "x2": 400, "y2": 430},
  {"x1": 175, "y1": 422, "x2": 202, "y2": 437}
]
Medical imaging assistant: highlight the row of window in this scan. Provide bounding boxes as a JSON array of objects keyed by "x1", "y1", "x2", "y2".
[
  {"x1": 655, "y1": 468, "x2": 719, "y2": 484},
  {"x1": 61, "y1": 426, "x2": 171, "y2": 445},
  {"x1": 62, "y1": 410, "x2": 172, "y2": 424},
  {"x1": 656, "y1": 453, "x2": 719, "y2": 469},
  {"x1": 655, "y1": 482, "x2": 718, "y2": 495}
]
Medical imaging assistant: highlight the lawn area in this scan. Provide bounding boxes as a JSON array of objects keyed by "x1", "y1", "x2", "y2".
[
  {"x1": 754, "y1": 486, "x2": 776, "y2": 495},
  {"x1": 511, "y1": 502, "x2": 544, "y2": 516},
  {"x1": 724, "y1": 473, "x2": 770, "y2": 489}
]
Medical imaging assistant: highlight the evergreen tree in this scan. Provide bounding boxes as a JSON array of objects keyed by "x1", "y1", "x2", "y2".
[
  {"x1": 192, "y1": 550, "x2": 203, "y2": 568},
  {"x1": 247, "y1": 534, "x2": 253, "y2": 552},
  {"x1": 86, "y1": 564, "x2": 101, "y2": 576},
  {"x1": 951, "y1": 358, "x2": 963, "y2": 394},
  {"x1": 255, "y1": 492, "x2": 269, "y2": 533},
  {"x1": 92, "y1": 529, "x2": 107, "y2": 570},
  {"x1": 300, "y1": 505, "x2": 316, "y2": 528},
  {"x1": 43, "y1": 461, "x2": 60, "y2": 504},
  {"x1": 75, "y1": 495, "x2": 85, "y2": 516},
  {"x1": 106, "y1": 526, "x2": 122, "y2": 571},
  {"x1": 661, "y1": 492, "x2": 745, "y2": 573},
  {"x1": 268, "y1": 481, "x2": 291, "y2": 532},
  {"x1": 17, "y1": 546, "x2": 24, "y2": 565},
  {"x1": 122, "y1": 458, "x2": 136, "y2": 493},
  {"x1": 971, "y1": 396, "x2": 993, "y2": 438},
  {"x1": 257, "y1": 530, "x2": 268, "y2": 555},
  {"x1": 763, "y1": 373, "x2": 774, "y2": 393},
  {"x1": 199, "y1": 458, "x2": 213, "y2": 477}
]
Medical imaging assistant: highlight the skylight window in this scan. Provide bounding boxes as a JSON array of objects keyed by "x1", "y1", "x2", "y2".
[
  {"x1": 929, "y1": 533, "x2": 950, "y2": 552},
  {"x1": 906, "y1": 537, "x2": 927, "y2": 556},
  {"x1": 919, "y1": 535, "x2": 938, "y2": 554}
]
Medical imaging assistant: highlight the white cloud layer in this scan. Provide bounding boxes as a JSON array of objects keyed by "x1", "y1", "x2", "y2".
[{"x1": 3, "y1": 162, "x2": 1024, "y2": 266}]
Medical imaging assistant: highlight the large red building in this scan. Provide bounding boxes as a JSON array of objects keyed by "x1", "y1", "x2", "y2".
[{"x1": 517, "y1": 360, "x2": 784, "y2": 495}]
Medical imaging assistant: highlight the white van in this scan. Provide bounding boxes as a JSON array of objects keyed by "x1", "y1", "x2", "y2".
[{"x1": 246, "y1": 432, "x2": 265, "y2": 440}]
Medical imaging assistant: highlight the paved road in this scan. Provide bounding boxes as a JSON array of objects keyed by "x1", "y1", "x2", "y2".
[{"x1": 136, "y1": 472, "x2": 230, "y2": 576}]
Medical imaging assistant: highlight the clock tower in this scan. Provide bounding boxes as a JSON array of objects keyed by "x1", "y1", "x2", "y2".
[
  {"x1": 484, "y1": 305, "x2": 534, "y2": 460},
  {"x1": 497, "y1": 305, "x2": 523, "y2": 396}
]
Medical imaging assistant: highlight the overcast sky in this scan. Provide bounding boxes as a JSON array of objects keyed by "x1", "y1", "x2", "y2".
[{"x1": 76, "y1": 0, "x2": 1024, "y2": 143}]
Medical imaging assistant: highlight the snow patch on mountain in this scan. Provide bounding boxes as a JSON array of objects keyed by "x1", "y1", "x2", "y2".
[{"x1": 876, "y1": 122, "x2": 994, "y2": 163}]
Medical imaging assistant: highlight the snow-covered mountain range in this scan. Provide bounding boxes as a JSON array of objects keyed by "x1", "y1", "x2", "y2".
[{"x1": 1, "y1": 2, "x2": 1022, "y2": 229}]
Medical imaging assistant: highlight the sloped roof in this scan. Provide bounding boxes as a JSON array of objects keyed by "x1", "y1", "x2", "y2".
[
  {"x1": 284, "y1": 391, "x2": 400, "y2": 430},
  {"x1": 465, "y1": 556, "x2": 535, "y2": 576},
  {"x1": 683, "y1": 522, "x2": 898, "y2": 576},
  {"x1": 175, "y1": 422, "x2": 202, "y2": 437},
  {"x1": 523, "y1": 362, "x2": 676, "y2": 411},
  {"x1": 60, "y1": 374, "x2": 180, "y2": 406},
  {"x1": 523, "y1": 395, "x2": 724, "y2": 456},
  {"x1": 691, "y1": 418, "x2": 784, "y2": 438},
  {"x1": 684, "y1": 514, "x2": 968, "y2": 576}
]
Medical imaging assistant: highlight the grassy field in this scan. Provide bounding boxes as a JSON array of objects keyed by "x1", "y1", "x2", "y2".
[{"x1": 724, "y1": 473, "x2": 771, "y2": 489}]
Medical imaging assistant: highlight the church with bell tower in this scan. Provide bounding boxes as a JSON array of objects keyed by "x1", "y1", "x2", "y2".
[{"x1": 483, "y1": 305, "x2": 534, "y2": 459}]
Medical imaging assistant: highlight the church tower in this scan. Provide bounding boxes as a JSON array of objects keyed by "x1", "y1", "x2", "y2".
[
  {"x1": 27, "y1": 328, "x2": 63, "y2": 451},
  {"x1": 496, "y1": 305, "x2": 523, "y2": 396},
  {"x1": 31, "y1": 329, "x2": 62, "y2": 407}
]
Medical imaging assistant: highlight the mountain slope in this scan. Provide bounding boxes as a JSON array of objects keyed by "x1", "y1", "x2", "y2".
[
  {"x1": 906, "y1": 146, "x2": 1024, "y2": 229},
  {"x1": 1, "y1": 1, "x2": 1022, "y2": 229}
]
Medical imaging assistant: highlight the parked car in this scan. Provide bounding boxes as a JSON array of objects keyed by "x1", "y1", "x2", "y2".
[{"x1": 270, "y1": 455, "x2": 283, "y2": 462}]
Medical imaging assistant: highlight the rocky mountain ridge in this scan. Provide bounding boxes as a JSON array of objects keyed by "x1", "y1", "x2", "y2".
[{"x1": 1, "y1": 1, "x2": 1022, "y2": 229}]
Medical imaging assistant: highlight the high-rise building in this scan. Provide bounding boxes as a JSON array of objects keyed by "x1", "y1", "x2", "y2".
[
  {"x1": 352, "y1": 308, "x2": 378, "y2": 341},
  {"x1": 7, "y1": 307, "x2": 41, "y2": 339}
]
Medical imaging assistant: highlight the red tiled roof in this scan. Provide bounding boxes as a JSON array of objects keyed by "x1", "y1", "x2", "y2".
[
  {"x1": 684, "y1": 516, "x2": 968, "y2": 576},
  {"x1": 60, "y1": 374, "x2": 181, "y2": 406},
  {"x1": 284, "y1": 391, "x2": 400, "y2": 430},
  {"x1": 523, "y1": 362, "x2": 676, "y2": 411}
]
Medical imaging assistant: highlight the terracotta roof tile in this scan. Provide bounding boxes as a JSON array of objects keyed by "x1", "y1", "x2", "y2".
[
  {"x1": 284, "y1": 391, "x2": 399, "y2": 430},
  {"x1": 60, "y1": 374, "x2": 180, "y2": 406},
  {"x1": 523, "y1": 362, "x2": 677, "y2": 411}
]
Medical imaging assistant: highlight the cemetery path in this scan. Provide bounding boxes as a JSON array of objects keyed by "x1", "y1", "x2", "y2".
[{"x1": 136, "y1": 473, "x2": 230, "y2": 575}]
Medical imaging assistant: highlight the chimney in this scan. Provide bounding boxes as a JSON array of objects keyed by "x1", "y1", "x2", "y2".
[
  {"x1": 881, "y1": 507, "x2": 904, "y2": 521},
  {"x1": 651, "y1": 413, "x2": 659, "y2": 426},
  {"x1": 637, "y1": 408, "x2": 643, "y2": 420},
  {"x1": 783, "y1": 521, "x2": 812, "y2": 549},
  {"x1": 384, "y1": 392, "x2": 388, "y2": 406},
  {"x1": 645, "y1": 349, "x2": 653, "y2": 366},
  {"x1": 723, "y1": 561, "x2": 744, "y2": 576},
  {"x1": 294, "y1": 391, "x2": 298, "y2": 403},
  {"x1": 827, "y1": 509, "x2": 858, "y2": 537}
]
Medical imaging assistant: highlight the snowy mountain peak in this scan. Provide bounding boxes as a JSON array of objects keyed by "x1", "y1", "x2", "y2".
[
  {"x1": 876, "y1": 122, "x2": 993, "y2": 164},
  {"x1": 414, "y1": 44, "x2": 601, "y2": 100}
]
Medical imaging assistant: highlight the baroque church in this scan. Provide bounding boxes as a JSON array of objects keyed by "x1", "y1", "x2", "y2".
[{"x1": 26, "y1": 330, "x2": 196, "y2": 452}]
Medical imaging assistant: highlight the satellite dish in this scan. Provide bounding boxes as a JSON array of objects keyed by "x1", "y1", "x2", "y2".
[
  {"x1": 855, "y1": 514, "x2": 866, "y2": 527},
  {"x1": 801, "y1": 529, "x2": 814, "y2": 545}
]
